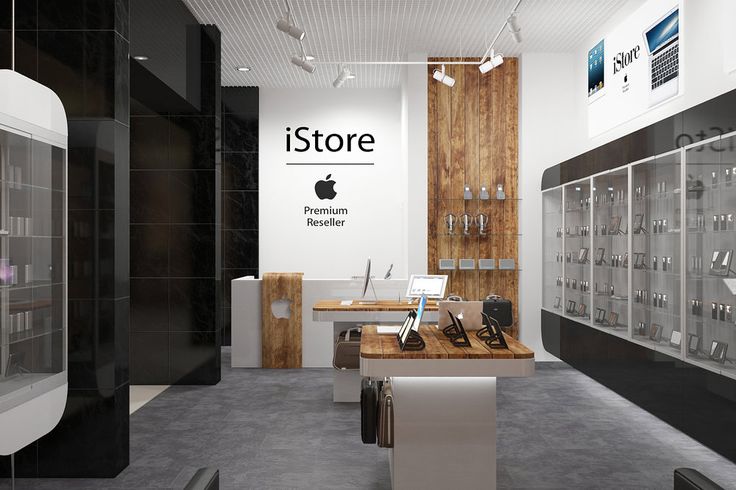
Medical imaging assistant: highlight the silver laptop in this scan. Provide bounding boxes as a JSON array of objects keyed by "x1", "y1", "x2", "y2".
[
  {"x1": 643, "y1": 7, "x2": 679, "y2": 106},
  {"x1": 439, "y1": 301, "x2": 484, "y2": 331}
]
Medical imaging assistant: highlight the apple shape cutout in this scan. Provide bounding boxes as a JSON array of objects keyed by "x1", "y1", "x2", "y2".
[{"x1": 315, "y1": 174, "x2": 337, "y2": 200}]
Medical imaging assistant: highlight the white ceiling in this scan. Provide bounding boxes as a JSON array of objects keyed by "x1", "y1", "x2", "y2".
[{"x1": 182, "y1": 0, "x2": 633, "y2": 88}]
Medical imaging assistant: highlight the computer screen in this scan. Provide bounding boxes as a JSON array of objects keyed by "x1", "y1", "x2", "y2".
[
  {"x1": 645, "y1": 8, "x2": 678, "y2": 54},
  {"x1": 361, "y1": 257, "x2": 371, "y2": 298},
  {"x1": 405, "y1": 274, "x2": 448, "y2": 299}
]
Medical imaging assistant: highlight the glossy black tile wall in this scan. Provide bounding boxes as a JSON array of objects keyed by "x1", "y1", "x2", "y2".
[
  {"x1": 0, "y1": 0, "x2": 130, "y2": 478},
  {"x1": 129, "y1": 24, "x2": 222, "y2": 385},
  {"x1": 130, "y1": 0, "x2": 200, "y2": 110},
  {"x1": 541, "y1": 89, "x2": 736, "y2": 191},
  {"x1": 220, "y1": 87, "x2": 259, "y2": 345}
]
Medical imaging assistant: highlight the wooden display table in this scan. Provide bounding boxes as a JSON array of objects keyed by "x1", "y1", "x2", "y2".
[
  {"x1": 360, "y1": 325, "x2": 534, "y2": 490},
  {"x1": 312, "y1": 300, "x2": 439, "y2": 402}
]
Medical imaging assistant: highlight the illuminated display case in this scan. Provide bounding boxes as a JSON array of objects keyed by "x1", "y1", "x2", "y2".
[
  {"x1": 563, "y1": 180, "x2": 591, "y2": 322},
  {"x1": 685, "y1": 134, "x2": 736, "y2": 376},
  {"x1": 592, "y1": 167, "x2": 629, "y2": 336},
  {"x1": 0, "y1": 69, "x2": 68, "y2": 456},
  {"x1": 543, "y1": 188, "x2": 562, "y2": 311},
  {"x1": 542, "y1": 131, "x2": 736, "y2": 381},
  {"x1": 631, "y1": 150, "x2": 682, "y2": 356}
]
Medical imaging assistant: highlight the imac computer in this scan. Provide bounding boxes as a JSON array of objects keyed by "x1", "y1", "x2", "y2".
[{"x1": 357, "y1": 257, "x2": 378, "y2": 304}]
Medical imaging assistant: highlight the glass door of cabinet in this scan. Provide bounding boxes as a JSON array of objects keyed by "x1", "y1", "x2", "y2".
[
  {"x1": 0, "y1": 128, "x2": 65, "y2": 400},
  {"x1": 592, "y1": 168, "x2": 629, "y2": 335},
  {"x1": 686, "y1": 135, "x2": 736, "y2": 375},
  {"x1": 631, "y1": 151, "x2": 682, "y2": 354},
  {"x1": 563, "y1": 180, "x2": 591, "y2": 321},
  {"x1": 543, "y1": 188, "x2": 563, "y2": 311}
]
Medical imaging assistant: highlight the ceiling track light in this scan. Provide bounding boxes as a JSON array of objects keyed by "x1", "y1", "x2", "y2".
[
  {"x1": 506, "y1": 13, "x2": 522, "y2": 43},
  {"x1": 275, "y1": 0, "x2": 306, "y2": 41},
  {"x1": 333, "y1": 65, "x2": 355, "y2": 88},
  {"x1": 478, "y1": 0, "x2": 523, "y2": 73},
  {"x1": 478, "y1": 51, "x2": 504, "y2": 74},
  {"x1": 291, "y1": 54, "x2": 316, "y2": 73},
  {"x1": 432, "y1": 64, "x2": 455, "y2": 87}
]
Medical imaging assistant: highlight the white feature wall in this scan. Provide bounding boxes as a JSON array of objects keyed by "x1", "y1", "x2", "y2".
[
  {"x1": 259, "y1": 88, "x2": 406, "y2": 279},
  {"x1": 519, "y1": 52, "x2": 579, "y2": 361}
]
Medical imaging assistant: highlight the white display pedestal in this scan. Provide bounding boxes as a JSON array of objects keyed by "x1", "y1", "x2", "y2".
[{"x1": 391, "y1": 376, "x2": 496, "y2": 489}]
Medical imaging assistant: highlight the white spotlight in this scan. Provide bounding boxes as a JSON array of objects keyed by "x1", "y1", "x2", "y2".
[
  {"x1": 276, "y1": 16, "x2": 305, "y2": 41},
  {"x1": 432, "y1": 65, "x2": 455, "y2": 87},
  {"x1": 479, "y1": 52, "x2": 504, "y2": 74},
  {"x1": 301, "y1": 60, "x2": 316, "y2": 73},
  {"x1": 506, "y1": 13, "x2": 522, "y2": 43},
  {"x1": 333, "y1": 65, "x2": 354, "y2": 88},
  {"x1": 291, "y1": 55, "x2": 315, "y2": 73}
]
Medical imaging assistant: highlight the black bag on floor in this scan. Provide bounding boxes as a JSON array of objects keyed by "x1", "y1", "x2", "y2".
[
  {"x1": 360, "y1": 378, "x2": 378, "y2": 444},
  {"x1": 483, "y1": 295, "x2": 513, "y2": 330}
]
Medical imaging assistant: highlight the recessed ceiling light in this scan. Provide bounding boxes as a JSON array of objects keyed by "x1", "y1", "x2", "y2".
[
  {"x1": 133, "y1": 55, "x2": 149, "y2": 61},
  {"x1": 236, "y1": 66, "x2": 252, "y2": 72}
]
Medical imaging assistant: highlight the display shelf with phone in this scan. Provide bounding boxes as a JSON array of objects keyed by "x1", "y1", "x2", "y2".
[
  {"x1": 543, "y1": 188, "x2": 563, "y2": 311},
  {"x1": 541, "y1": 130, "x2": 736, "y2": 381},
  {"x1": 685, "y1": 134, "x2": 736, "y2": 373},
  {"x1": 563, "y1": 180, "x2": 591, "y2": 323},
  {"x1": 1, "y1": 128, "x2": 66, "y2": 401},
  {"x1": 631, "y1": 150, "x2": 682, "y2": 351},
  {"x1": 593, "y1": 167, "x2": 629, "y2": 333}
]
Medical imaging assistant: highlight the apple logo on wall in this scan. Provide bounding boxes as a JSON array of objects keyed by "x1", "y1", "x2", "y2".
[{"x1": 315, "y1": 174, "x2": 337, "y2": 200}]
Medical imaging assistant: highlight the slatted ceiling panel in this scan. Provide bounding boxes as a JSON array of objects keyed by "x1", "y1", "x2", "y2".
[{"x1": 182, "y1": 0, "x2": 636, "y2": 88}]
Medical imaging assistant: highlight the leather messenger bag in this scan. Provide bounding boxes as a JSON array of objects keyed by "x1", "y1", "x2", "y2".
[
  {"x1": 483, "y1": 295, "x2": 513, "y2": 330},
  {"x1": 360, "y1": 378, "x2": 379, "y2": 444},
  {"x1": 333, "y1": 328, "x2": 361, "y2": 370},
  {"x1": 377, "y1": 382, "x2": 394, "y2": 448}
]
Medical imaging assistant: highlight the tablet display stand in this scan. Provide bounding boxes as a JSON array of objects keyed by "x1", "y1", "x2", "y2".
[{"x1": 402, "y1": 330, "x2": 425, "y2": 351}]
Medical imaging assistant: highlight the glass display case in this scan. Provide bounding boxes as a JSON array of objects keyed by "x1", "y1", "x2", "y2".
[
  {"x1": 542, "y1": 130, "x2": 736, "y2": 381},
  {"x1": 631, "y1": 150, "x2": 682, "y2": 355},
  {"x1": 0, "y1": 129, "x2": 66, "y2": 400},
  {"x1": 543, "y1": 188, "x2": 563, "y2": 311},
  {"x1": 563, "y1": 180, "x2": 591, "y2": 322},
  {"x1": 686, "y1": 134, "x2": 736, "y2": 375},
  {"x1": 592, "y1": 168, "x2": 629, "y2": 336}
]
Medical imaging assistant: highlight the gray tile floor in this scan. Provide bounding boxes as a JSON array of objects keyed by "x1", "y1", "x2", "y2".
[{"x1": 3, "y1": 351, "x2": 736, "y2": 489}]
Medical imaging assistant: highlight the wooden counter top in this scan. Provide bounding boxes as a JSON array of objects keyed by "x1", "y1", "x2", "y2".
[
  {"x1": 313, "y1": 299, "x2": 439, "y2": 312},
  {"x1": 360, "y1": 325, "x2": 533, "y2": 360}
]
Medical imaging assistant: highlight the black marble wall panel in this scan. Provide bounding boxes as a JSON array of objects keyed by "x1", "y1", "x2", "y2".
[
  {"x1": 220, "y1": 87, "x2": 258, "y2": 345},
  {"x1": 129, "y1": 25, "x2": 221, "y2": 385},
  {"x1": 0, "y1": 0, "x2": 130, "y2": 478}
]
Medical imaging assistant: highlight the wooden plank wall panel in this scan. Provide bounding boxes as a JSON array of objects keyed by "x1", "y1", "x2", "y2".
[
  {"x1": 261, "y1": 272, "x2": 304, "y2": 368},
  {"x1": 427, "y1": 57, "x2": 519, "y2": 337},
  {"x1": 464, "y1": 61, "x2": 480, "y2": 299},
  {"x1": 427, "y1": 75, "x2": 439, "y2": 274}
]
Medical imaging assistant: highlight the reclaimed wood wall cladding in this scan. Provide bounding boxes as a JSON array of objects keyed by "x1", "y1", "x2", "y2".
[
  {"x1": 261, "y1": 272, "x2": 304, "y2": 368},
  {"x1": 427, "y1": 57, "x2": 519, "y2": 337}
]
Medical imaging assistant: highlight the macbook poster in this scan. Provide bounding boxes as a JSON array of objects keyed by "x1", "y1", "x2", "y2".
[{"x1": 587, "y1": 0, "x2": 682, "y2": 137}]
